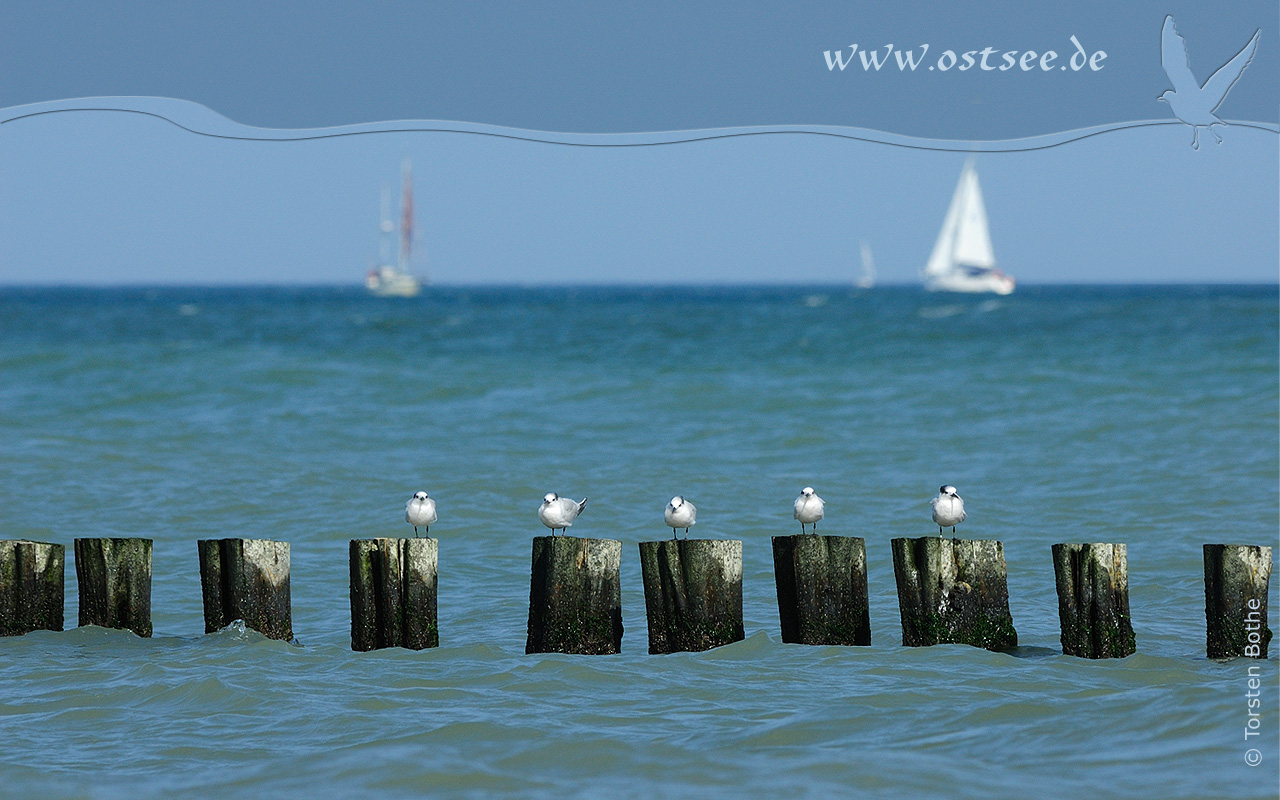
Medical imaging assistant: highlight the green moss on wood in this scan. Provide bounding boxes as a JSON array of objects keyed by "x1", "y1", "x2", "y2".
[
  {"x1": 891, "y1": 536, "x2": 1017, "y2": 652},
  {"x1": 526, "y1": 536, "x2": 623, "y2": 655}
]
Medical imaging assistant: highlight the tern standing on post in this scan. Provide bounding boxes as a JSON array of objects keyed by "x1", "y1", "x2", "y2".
[
  {"x1": 405, "y1": 491, "x2": 437, "y2": 536},
  {"x1": 931, "y1": 485, "x2": 965, "y2": 535},
  {"x1": 794, "y1": 487, "x2": 825, "y2": 532},
  {"x1": 664, "y1": 496, "x2": 696, "y2": 539},
  {"x1": 539, "y1": 493, "x2": 588, "y2": 535}
]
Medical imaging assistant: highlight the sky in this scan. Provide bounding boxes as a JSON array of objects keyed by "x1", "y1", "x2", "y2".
[{"x1": 0, "y1": 2, "x2": 1276, "y2": 285}]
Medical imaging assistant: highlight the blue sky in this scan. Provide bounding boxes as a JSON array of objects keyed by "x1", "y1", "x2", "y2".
[{"x1": 0, "y1": 2, "x2": 1275, "y2": 285}]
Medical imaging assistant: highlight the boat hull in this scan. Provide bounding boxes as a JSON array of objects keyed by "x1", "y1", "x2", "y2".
[
  {"x1": 366, "y1": 267, "x2": 421, "y2": 297},
  {"x1": 925, "y1": 269, "x2": 1014, "y2": 295}
]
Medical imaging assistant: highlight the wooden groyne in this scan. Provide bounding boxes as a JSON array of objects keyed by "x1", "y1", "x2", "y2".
[
  {"x1": 0, "y1": 540, "x2": 64, "y2": 636},
  {"x1": 75, "y1": 538, "x2": 152, "y2": 637},
  {"x1": 0, "y1": 532, "x2": 1273, "y2": 660},
  {"x1": 1204, "y1": 544, "x2": 1272, "y2": 659},
  {"x1": 772, "y1": 534, "x2": 870, "y2": 646},
  {"x1": 890, "y1": 536, "x2": 1017, "y2": 651},
  {"x1": 350, "y1": 538, "x2": 438, "y2": 651},
  {"x1": 198, "y1": 538, "x2": 292, "y2": 641},
  {"x1": 638, "y1": 539, "x2": 743, "y2": 654},
  {"x1": 1051, "y1": 543, "x2": 1135, "y2": 659},
  {"x1": 525, "y1": 536, "x2": 623, "y2": 655}
]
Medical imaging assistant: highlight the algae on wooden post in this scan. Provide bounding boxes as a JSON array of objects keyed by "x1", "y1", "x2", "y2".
[
  {"x1": 1204, "y1": 544, "x2": 1273, "y2": 659},
  {"x1": 772, "y1": 534, "x2": 870, "y2": 646},
  {"x1": 1051, "y1": 542, "x2": 1135, "y2": 659},
  {"x1": 197, "y1": 538, "x2": 292, "y2": 641},
  {"x1": 525, "y1": 535, "x2": 623, "y2": 655},
  {"x1": 891, "y1": 536, "x2": 1017, "y2": 651},
  {"x1": 74, "y1": 538, "x2": 153, "y2": 637},
  {"x1": 350, "y1": 537, "x2": 439, "y2": 651},
  {"x1": 638, "y1": 539, "x2": 744, "y2": 654},
  {"x1": 0, "y1": 540, "x2": 64, "y2": 636}
]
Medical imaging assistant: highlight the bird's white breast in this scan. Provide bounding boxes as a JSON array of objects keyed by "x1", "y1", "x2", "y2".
[
  {"x1": 931, "y1": 494, "x2": 965, "y2": 527},
  {"x1": 540, "y1": 499, "x2": 579, "y2": 528},
  {"x1": 794, "y1": 495, "x2": 825, "y2": 524},
  {"x1": 406, "y1": 497, "x2": 437, "y2": 526},
  {"x1": 665, "y1": 501, "x2": 696, "y2": 527}
]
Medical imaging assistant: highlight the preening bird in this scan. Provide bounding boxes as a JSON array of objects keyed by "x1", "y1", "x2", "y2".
[
  {"x1": 405, "y1": 491, "x2": 437, "y2": 536},
  {"x1": 930, "y1": 485, "x2": 966, "y2": 535},
  {"x1": 664, "y1": 495, "x2": 696, "y2": 539},
  {"x1": 539, "y1": 492, "x2": 588, "y2": 535},
  {"x1": 793, "y1": 486, "x2": 825, "y2": 532}
]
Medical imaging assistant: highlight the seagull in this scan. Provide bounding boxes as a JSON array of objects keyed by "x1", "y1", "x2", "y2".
[
  {"x1": 931, "y1": 485, "x2": 966, "y2": 535},
  {"x1": 539, "y1": 492, "x2": 588, "y2": 536},
  {"x1": 664, "y1": 495, "x2": 696, "y2": 539},
  {"x1": 405, "y1": 491, "x2": 437, "y2": 537},
  {"x1": 1159, "y1": 15, "x2": 1260, "y2": 149},
  {"x1": 794, "y1": 486, "x2": 825, "y2": 532}
]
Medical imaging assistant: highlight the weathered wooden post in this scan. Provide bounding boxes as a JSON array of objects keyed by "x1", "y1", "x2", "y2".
[
  {"x1": 74, "y1": 538, "x2": 152, "y2": 637},
  {"x1": 197, "y1": 539, "x2": 292, "y2": 641},
  {"x1": 525, "y1": 536, "x2": 623, "y2": 655},
  {"x1": 1051, "y1": 543, "x2": 1135, "y2": 658},
  {"x1": 891, "y1": 536, "x2": 1017, "y2": 651},
  {"x1": 772, "y1": 534, "x2": 870, "y2": 646},
  {"x1": 0, "y1": 540, "x2": 64, "y2": 636},
  {"x1": 350, "y1": 538, "x2": 438, "y2": 651},
  {"x1": 1204, "y1": 544, "x2": 1272, "y2": 659},
  {"x1": 638, "y1": 539, "x2": 743, "y2": 654}
]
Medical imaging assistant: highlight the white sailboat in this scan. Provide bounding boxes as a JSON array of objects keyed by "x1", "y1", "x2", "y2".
[
  {"x1": 856, "y1": 240, "x2": 875, "y2": 289},
  {"x1": 365, "y1": 159, "x2": 422, "y2": 297},
  {"x1": 923, "y1": 159, "x2": 1014, "y2": 295}
]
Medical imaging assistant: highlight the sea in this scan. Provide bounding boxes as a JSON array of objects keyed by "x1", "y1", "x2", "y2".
[{"x1": 0, "y1": 285, "x2": 1276, "y2": 799}]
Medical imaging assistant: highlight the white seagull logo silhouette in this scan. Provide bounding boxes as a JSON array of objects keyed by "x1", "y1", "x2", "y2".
[{"x1": 1158, "y1": 15, "x2": 1260, "y2": 149}]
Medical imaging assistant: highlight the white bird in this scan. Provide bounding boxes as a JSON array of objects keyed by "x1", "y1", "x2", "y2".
[
  {"x1": 664, "y1": 495, "x2": 696, "y2": 539},
  {"x1": 539, "y1": 492, "x2": 588, "y2": 535},
  {"x1": 794, "y1": 486, "x2": 825, "y2": 532},
  {"x1": 405, "y1": 491, "x2": 437, "y2": 536},
  {"x1": 930, "y1": 485, "x2": 966, "y2": 535}
]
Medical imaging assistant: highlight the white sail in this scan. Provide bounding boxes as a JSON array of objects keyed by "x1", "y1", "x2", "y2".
[
  {"x1": 951, "y1": 164, "x2": 995, "y2": 268},
  {"x1": 922, "y1": 159, "x2": 1013, "y2": 295},
  {"x1": 924, "y1": 170, "x2": 965, "y2": 277}
]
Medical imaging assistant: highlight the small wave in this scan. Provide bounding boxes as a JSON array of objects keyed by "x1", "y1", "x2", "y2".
[{"x1": 919, "y1": 304, "x2": 965, "y2": 319}]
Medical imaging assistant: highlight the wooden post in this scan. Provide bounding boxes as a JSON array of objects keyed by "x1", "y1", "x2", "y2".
[
  {"x1": 74, "y1": 538, "x2": 152, "y2": 638},
  {"x1": 197, "y1": 539, "x2": 292, "y2": 641},
  {"x1": 772, "y1": 534, "x2": 870, "y2": 646},
  {"x1": 525, "y1": 536, "x2": 623, "y2": 655},
  {"x1": 1204, "y1": 544, "x2": 1273, "y2": 659},
  {"x1": 350, "y1": 538, "x2": 438, "y2": 651},
  {"x1": 891, "y1": 536, "x2": 1017, "y2": 651},
  {"x1": 1051, "y1": 543, "x2": 1135, "y2": 658},
  {"x1": 0, "y1": 540, "x2": 64, "y2": 636},
  {"x1": 638, "y1": 539, "x2": 743, "y2": 654}
]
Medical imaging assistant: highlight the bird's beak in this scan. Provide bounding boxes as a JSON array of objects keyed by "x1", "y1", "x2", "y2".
[{"x1": 1156, "y1": 95, "x2": 1166, "y2": 102}]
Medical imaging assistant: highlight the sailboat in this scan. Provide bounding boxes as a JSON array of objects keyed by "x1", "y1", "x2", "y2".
[
  {"x1": 365, "y1": 159, "x2": 422, "y2": 297},
  {"x1": 856, "y1": 240, "x2": 876, "y2": 289},
  {"x1": 922, "y1": 159, "x2": 1014, "y2": 295}
]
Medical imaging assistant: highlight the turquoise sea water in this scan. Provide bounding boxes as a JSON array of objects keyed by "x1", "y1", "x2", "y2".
[{"x1": 0, "y1": 285, "x2": 1276, "y2": 798}]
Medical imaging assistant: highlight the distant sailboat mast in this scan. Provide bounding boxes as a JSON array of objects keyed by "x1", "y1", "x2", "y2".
[
  {"x1": 379, "y1": 185, "x2": 394, "y2": 265},
  {"x1": 365, "y1": 158, "x2": 423, "y2": 297},
  {"x1": 399, "y1": 159, "x2": 413, "y2": 274},
  {"x1": 858, "y1": 241, "x2": 876, "y2": 288}
]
